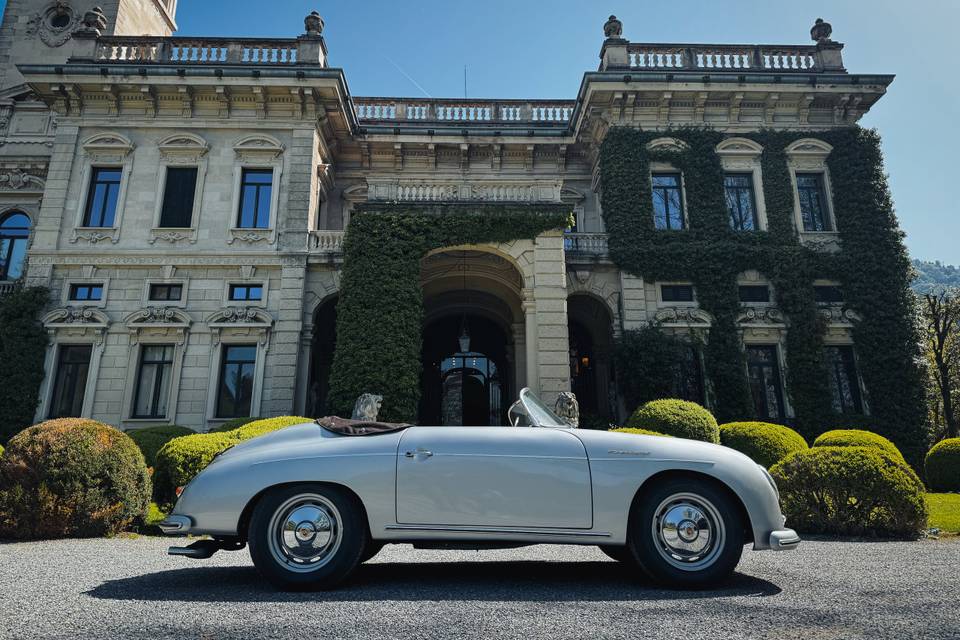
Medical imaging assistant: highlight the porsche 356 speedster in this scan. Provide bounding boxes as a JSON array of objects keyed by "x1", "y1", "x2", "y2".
[{"x1": 160, "y1": 388, "x2": 799, "y2": 589}]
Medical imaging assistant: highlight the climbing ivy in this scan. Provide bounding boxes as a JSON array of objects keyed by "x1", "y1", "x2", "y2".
[
  {"x1": 600, "y1": 127, "x2": 927, "y2": 465},
  {"x1": 0, "y1": 286, "x2": 49, "y2": 444},
  {"x1": 328, "y1": 204, "x2": 572, "y2": 423}
]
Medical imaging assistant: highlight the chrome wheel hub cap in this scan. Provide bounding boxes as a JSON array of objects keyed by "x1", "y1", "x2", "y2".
[
  {"x1": 267, "y1": 494, "x2": 342, "y2": 573},
  {"x1": 652, "y1": 493, "x2": 725, "y2": 571}
]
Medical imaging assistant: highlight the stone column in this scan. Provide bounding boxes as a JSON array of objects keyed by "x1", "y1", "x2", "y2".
[
  {"x1": 261, "y1": 255, "x2": 308, "y2": 416},
  {"x1": 512, "y1": 322, "x2": 526, "y2": 390},
  {"x1": 522, "y1": 297, "x2": 539, "y2": 394},
  {"x1": 532, "y1": 231, "x2": 571, "y2": 407},
  {"x1": 619, "y1": 271, "x2": 648, "y2": 330}
]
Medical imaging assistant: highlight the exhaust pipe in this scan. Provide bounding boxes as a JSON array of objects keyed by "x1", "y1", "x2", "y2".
[{"x1": 168, "y1": 538, "x2": 245, "y2": 560}]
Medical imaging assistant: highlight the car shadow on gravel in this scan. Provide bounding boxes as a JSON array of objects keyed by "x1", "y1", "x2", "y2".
[{"x1": 87, "y1": 561, "x2": 781, "y2": 602}]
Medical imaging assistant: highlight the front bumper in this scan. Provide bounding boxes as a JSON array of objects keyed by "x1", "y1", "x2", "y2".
[
  {"x1": 158, "y1": 515, "x2": 193, "y2": 535},
  {"x1": 769, "y1": 528, "x2": 801, "y2": 550}
]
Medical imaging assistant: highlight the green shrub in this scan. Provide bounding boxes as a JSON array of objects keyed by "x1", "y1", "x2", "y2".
[
  {"x1": 625, "y1": 399, "x2": 719, "y2": 443},
  {"x1": 0, "y1": 418, "x2": 151, "y2": 539},
  {"x1": 0, "y1": 444, "x2": 4, "y2": 456},
  {"x1": 125, "y1": 425, "x2": 194, "y2": 467},
  {"x1": 719, "y1": 422, "x2": 808, "y2": 468},
  {"x1": 208, "y1": 416, "x2": 262, "y2": 433},
  {"x1": 813, "y1": 429, "x2": 905, "y2": 463},
  {"x1": 925, "y1": 438, "x2": 960, "y2": 492},
  {"x1": 0, "y1": 286, "x2": 49, "y2": 445},
  {"x1": 771, "y1": 446, "x2": 927, "y2": 538},
  {"x1": 610, "y1": 427, "x2": 673, "y2": 437},
  {"x1": 153, "y1": 415, "x2": 308, "y2": 503}
]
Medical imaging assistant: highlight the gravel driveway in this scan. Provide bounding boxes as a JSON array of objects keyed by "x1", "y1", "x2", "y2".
[{"x1": 1, "y1": 536, "x2": 958, "y2": 640}]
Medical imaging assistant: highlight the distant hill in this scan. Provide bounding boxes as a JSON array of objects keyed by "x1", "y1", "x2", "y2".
[{"x1": 912, "y1": 259, "x2": 960, "y2": 294}]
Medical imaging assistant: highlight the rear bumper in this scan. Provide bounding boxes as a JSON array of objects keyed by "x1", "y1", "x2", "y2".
[
  {"x1": 769, "y1": 528, "x2": 801, "y2": 550},
  {"x1": 158, "y1": 515, "x2": 193, "y2": 535}
]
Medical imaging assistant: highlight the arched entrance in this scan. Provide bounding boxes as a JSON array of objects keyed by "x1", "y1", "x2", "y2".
[
  {"x1": 568, "y1": 294, "x2": 614, "y2": 420},
  {"x1": 419, "y1": 249, "x2": 525, "y2": 426},
  {"x1": 307, "y1": 295, "x2": 337, "y2": 417}
]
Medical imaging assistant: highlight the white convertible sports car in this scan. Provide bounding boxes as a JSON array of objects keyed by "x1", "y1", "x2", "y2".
[{"x1": 161, "y1": 388, "x2": 799, "y2": 590}]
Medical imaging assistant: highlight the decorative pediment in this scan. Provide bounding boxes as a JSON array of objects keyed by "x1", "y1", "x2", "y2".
[
  {"x1": 158, "y1": 133, "x2": 210, "y2": 162},
  {"x1": 342, "y1": 182, "x2": 369, "y2": 202},
  {"x1": 737, "y1": 307, "x2": 785, "y2": 325},
  {"x1": 81, "y1": 132, "x2": 135, "y2": 163},
  {"x1": 646, "y1": 137, "x2": 690, "y2": 153},
  {"x1": 820, "y1": 307, "x2": 861, "y2": 324},
  {"x1": 716, "y1": 137, "x2": 764, "y2": 156},
  {"x1": 786, "y1": 138, "x2": 833, "y2": 158},
  {"x1": 207, "y1": 307, "x2": 273, "y2": 348},
  {"x1": 43, "y1": 306, "x2": 110, "y2": 343},
  {"x1": 654, "y1": 306, "x2": 712, "y2": 326},
  {"x1": 124, "y1": 307, "x2": 192, "y2": 344},
  {"x1": 0, "y1": 168, "x2": 45, "y2": 191},
  {"x1": 560, "y1": 185, "x2": 586, "y2": 203},
  {"x1": 233, "y1": 134, "x2": 285, "y2": 161}
]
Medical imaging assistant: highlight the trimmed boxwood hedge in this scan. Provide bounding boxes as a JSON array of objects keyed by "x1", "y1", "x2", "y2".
[
  {"x1": 771, "y1": 446, "x2": 927, "y2": 538},
  {"x1": 610, "y1": 427, "x2": 674, "y2": 438},
  {"x1": 153, "y1": 416, "x2": 308, "y2": 503},
  {"x1": 719, "y1": 422, "x2": 808, "y2": 468},
  {"x1": 126, "y1": 425, "x2": 194, "y2": 468},
  {"x1": 813, "y1": 429, "x2": 905, "y2": 463},
  {"x1": 925, "y1": 438, "x2": 960, "y2": 492},
  {"x1": 626, "y1": 399, "x2": 719, "y2": 443},
  {"x1": 0, "y1": 418, "x2": 151, "y2": 539},
  {"x1": 208, "y1": 416, "x2": 262, "y2": 433}
]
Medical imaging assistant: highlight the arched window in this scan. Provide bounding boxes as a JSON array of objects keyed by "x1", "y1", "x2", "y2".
[{"x1": 0, "y1": 212, "x2": 31, "y2": 281}]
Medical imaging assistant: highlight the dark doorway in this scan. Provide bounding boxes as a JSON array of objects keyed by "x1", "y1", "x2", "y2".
[
  {"x1": 420, "y1": 314, "x2": 510, "y2": 426},
  {"x1": 307, "y1": 296, "x2": 337, "y2": 418},
  {"x1": 567, "y1": 294, "x2": 614, "y2": 420},
  {"x1": 568, "y1": 319, "x2": 598, "y2": 414}
]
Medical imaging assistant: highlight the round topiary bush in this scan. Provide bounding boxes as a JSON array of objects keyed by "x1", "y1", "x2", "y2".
[
  {"x1": 813, "y1": 429, "x2": 905, "y2": 463},
  {"x1": 153, "y1": 415, "x2": 309, "y2": 503},
  {"x1": 125, "y1": 425, "x2": 194, "y2": 468},
  {"x1": 610, "y1": 427, "x2": 674, "y2": 437},
  {"x1": 0, "y1": 418, "x2": 151, "y2": 539},
  {"x1": 925, "y1": 438, "x2": 960, "y2": 492},
  {"x1": 719, "y1": 422, "x2": 808, "y2": 468},
  {"x1": 771, "y1": 446, "x2": 927, "y2": 538},
  {"x1": 625, "y1": 399, "x2": 719, "y2": 443}
]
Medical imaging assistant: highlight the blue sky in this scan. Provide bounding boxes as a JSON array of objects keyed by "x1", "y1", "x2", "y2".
[{"x1": 15, "y1": 0, "x2": 960, "y2": 261}]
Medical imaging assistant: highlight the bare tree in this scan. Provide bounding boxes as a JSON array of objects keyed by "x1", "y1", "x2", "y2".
[{"x1": 923, "y1": 290, "x2": 960, "y2": 439}]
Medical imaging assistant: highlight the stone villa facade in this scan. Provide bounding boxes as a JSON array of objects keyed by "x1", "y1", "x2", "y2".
[{"x1": 0, "y1": 2, "x2": 892, "y2": 430}]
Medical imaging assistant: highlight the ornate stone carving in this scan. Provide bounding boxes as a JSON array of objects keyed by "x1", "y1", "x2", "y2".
[
  {"x1": 78, "y1": 6, "x2": 107, "y2": 35},
  {"x1": 819, "y1": 307, "x2": 860, "y2": 324},
  {"x1": 351, "y1": 394, "x2": 382, "y2": 421},
  {"x1": 70, "y1": 229, "x2": 117, "y2": 244},
  {"x1": 124, "y1": 307, "x2": 191, "y2": 344},
  {"x1": 25, "y1": 2, "x2": 81, "y2": 47},
  {"x1": 603, "y1": 15, "x2": 623, "y2": 40},
  {"x1": 304, "y1": 11, "x2": 324, "y2": 36},
  {"x1": 43, "y1": 306, "x2": 109, "y2": 326},
  {"x1": 148, "y1": 230, "x2": 192, "y2": 244},
  {"x1": 0, "y1": 169, "x2": 45, "y2": 191},
  {"x1": 738, "y1": 307, "x2": 785, "y2": 324},
  {"x1": 810, "y1": 18, "x2": 833, "y2": 44},
  {"x1": 228, "y1": 230, "x2": 270, "y2": 245},
  {"x1": 128, "y1": 307, "x2": 191, "y2": 325},
  {"x1": 554, "y1": 391, "x2": 580, "y2": 428},
  {"x1": 211, "y1": 307, "x2": 272, "y2": 324},
  {"x1": 654, "y1": 307, "x2": 712, "y2": 326}
]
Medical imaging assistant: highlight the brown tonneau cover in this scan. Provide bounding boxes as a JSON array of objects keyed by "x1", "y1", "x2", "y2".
[{"x1": 315, "y1": 415, "x2": 412, "y2": 436}]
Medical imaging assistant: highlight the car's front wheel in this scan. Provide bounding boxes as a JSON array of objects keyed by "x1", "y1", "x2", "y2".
[
  {"x1": 628, "y1": 477, "x2": 744, "y2": 588},
  {"x1": 248, "y1": 484, "x2": 366, "y2": 590}
]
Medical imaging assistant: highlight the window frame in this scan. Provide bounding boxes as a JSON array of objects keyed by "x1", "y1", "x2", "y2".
[
  {"x1": 228, "y1": 283, "x2": 264, "y2": 302},
  {"x1": 823, "y1": 344, "x2": 865, "y2": 415},
  {"x1": 222, "y1": 278, "x2": 269, "y2": 306},
  {"x1": 650, "y1": 171, "x2": 687, "y2": 231},
  {"x1": 228, "y1": 135, "x2": 285, "y2": 245},
  {"x1": 795, "y1": 172, "x2": 833, "y2": 232},
  {"x1": 786, "y1": 139, "x2": 838, "y2": 239},
  {"x1": 70, "y1": 133, "x2": 135, "y2": 245},
  {"x1": 81, "y1": 167, "x2": 123, "y2": 228},
  {"x1": 148, "y1": 283, "x2": 185, "y2": 303},
  {"x1": 0, "y1": 210, "x2": 32, "y2": 282},
  {"x1": 744, "y1": 343, "x2": 787, "y2": 422},
  {"x1": 738, "y1": 284, "x2": 771, "y2": 304},
  {"x1": 149, "y1": 133, "x2": 210, "y2": 245},
  {"x1": 214, "y1": 343, "x2": 259, "y2": 419},
  {"x1": 724, "y1": 172, "x2": 760, "y2": 231},
  {"x1": 715, "y1": 138, "x2": 768, "y2": 231},
  {"x1": 121, "y1": 308, "x2": 190, "y2": 425},
  {"x1": 47, "y1": 343, "x2": 94, "y2": 419},
  {"x1": 131, "y1": 344, "x2": 176, "y2": 419},
  {"x1": 62, "y1": 278, "x2": 110, "y2": 308},
  {"x1": 659, "y1": 283, "x2": 696, "y2": 304}
]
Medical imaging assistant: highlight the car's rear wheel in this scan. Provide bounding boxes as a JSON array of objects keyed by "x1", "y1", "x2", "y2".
[
  {"x1": 360, "y1": 541, "x2": 384, "y2": 563},
  {"x1": 597, "y1": 545, "x2": 632, "y2": 563},
  {"x1": 248, "y1": 484, "x2": 366, "y2": 590},
  {"x1": 627, "y1": 477, "x2": 744, "y2": 588}
]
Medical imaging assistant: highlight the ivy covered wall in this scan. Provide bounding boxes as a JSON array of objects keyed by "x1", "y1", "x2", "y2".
[
  {"x1": 328, "y1": 204, "x2": 572, "y2": 423},
  {"x1": 600, "y1": 127, "x2": 927, "y2": 465},
  {"x1": 0, "y1": 286, "x2": 49, "y2": 443}
]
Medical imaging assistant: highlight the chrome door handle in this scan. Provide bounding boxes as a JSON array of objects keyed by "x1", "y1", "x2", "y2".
[{"x1": 404, "y1": 448, "x2": 433, "y2": 458}]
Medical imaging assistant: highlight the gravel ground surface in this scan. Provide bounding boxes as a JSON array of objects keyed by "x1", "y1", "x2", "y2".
[{"x1": 1, "y1": 536, "x2": 958, "y2": 640}]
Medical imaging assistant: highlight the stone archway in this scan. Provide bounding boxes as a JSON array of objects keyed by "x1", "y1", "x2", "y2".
[{"x1": 306, "y1": 295, "x2": 338, "y2": 417}]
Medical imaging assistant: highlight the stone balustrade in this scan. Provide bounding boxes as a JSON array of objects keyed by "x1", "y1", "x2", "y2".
[
  {"x1": 0, "y1": 281, "x2": 17, "y2": 298},
  {"x1": 625, "y1": 43, "x2": 822, "y2": 72},
  {"x1": 564, "y1": 232, "x2": 609, "y2": 256},
  {"x1": 93, "y1": 36, "x2": 305, "y2": 65},
  {"x1": 309, "y1": 230, "x2": 345, "y2": 253},
  {"x1": 354, "y1": 99, "x2": 575, "y2": 124}
]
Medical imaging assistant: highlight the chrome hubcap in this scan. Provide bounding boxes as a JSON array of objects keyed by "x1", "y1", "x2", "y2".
[
  {"x1": 652, "y1": 492, "x2": 725, "y2": 571},
  {"x1": 267, "y1": 494, "x2": 342, "y2": 573}
]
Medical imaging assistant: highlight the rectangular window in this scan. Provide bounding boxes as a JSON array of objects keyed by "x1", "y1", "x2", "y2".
[
  {"x1": 672, "y1": 345, "x2": 705, "y2": 405},
  {"x1": 814, "y1": 285, "x2": 843, "y2": 305},
  {"x1": 148, "y1": 283, "x2": 183, "y2": 302},
  {"x1": 796, "y1": 173, "x2": 832, "y2": 232},
  {"x1": 68, "y1": 283, "x2": 103, "y2": 302},
  {"x1": 652, "y1": 173, "x2": 685, "y2": 230},
  {"x1": 82, "y1": 168, "x2": 122, "y2": 227},
  {"x1": 228, "y1": 284, "x2": 263, "y2": 302},
  {"x1": 217, "y1": 344, "x2": 257, "y2": 418},
  {"x1": 661, "y1": 284, "x2": 694, "y2": 303},
  {"x1": 825, "y1": 345, "x2": 863, "y2": 414},
  {"x1": 724, "y1": 173, "x2": 759, "y2": 231},
  {"x1": 158, "y1": 167, "x2": 198, "y2": 228},
  {"x1": 49, "y1": 345, "x2": 92, "y2": 418},
  {"x1": 237, "y1": 169, "x2": 273, "y2": 229},
  {"x1": 132, "y1": 345, "x2": 174, "y2": 419},
  {"x1": 746, "y1": 345, "x2": 785, "y2": 421},
  {"x1": 739, "y1": 285, "x2": 771, "y2": 303}
]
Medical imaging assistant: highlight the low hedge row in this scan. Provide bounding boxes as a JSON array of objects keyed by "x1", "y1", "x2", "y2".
[
  {"x1": 0, "y1": 418, "x2": 151, "y2": 539},
  {"x1": 625, "y1": 399, "x2": 719, "y2": 443},
  {"x1": 610, "y1": 427, "x2": 673, "y2": 438},
  {"x1": 125, "y1": 425, "x2": 194, "y2": 468},
  {"x1": 925, "y1": 438, "x2": 960, "y2": 492},
  {"x1": 719, "y1": 422, "x2": 808, "y2": 469},
  {"x1": 153, "y1": 416, "x2": 308, "y2": 504}
]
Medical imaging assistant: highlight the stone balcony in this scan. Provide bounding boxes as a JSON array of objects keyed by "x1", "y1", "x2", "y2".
[{"x1": 353, "y1": 99, "x2": 575, "y2": 127}]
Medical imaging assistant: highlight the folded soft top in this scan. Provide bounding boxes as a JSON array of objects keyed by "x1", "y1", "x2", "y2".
[{"x1": 315, "y1": 415, "x2": 412, "y2": 436}]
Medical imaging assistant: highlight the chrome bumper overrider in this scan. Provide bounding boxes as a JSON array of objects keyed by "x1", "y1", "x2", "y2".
[
  {"x1": 158, "y1": 515, "x2": 192, "y2": 535},
  {"x1": 769, "y1": 528, "x2": 801, "y2": 550}
]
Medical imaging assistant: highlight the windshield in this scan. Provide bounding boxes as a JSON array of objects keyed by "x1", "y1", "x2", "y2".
[{"x1": 517, "y1": 388, "x2": 569, "y2": 428}]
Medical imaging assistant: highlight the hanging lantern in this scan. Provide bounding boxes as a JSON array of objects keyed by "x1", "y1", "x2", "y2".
[{"x1": 458, "y1": 313, "x2": 471, "y2": 352}]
